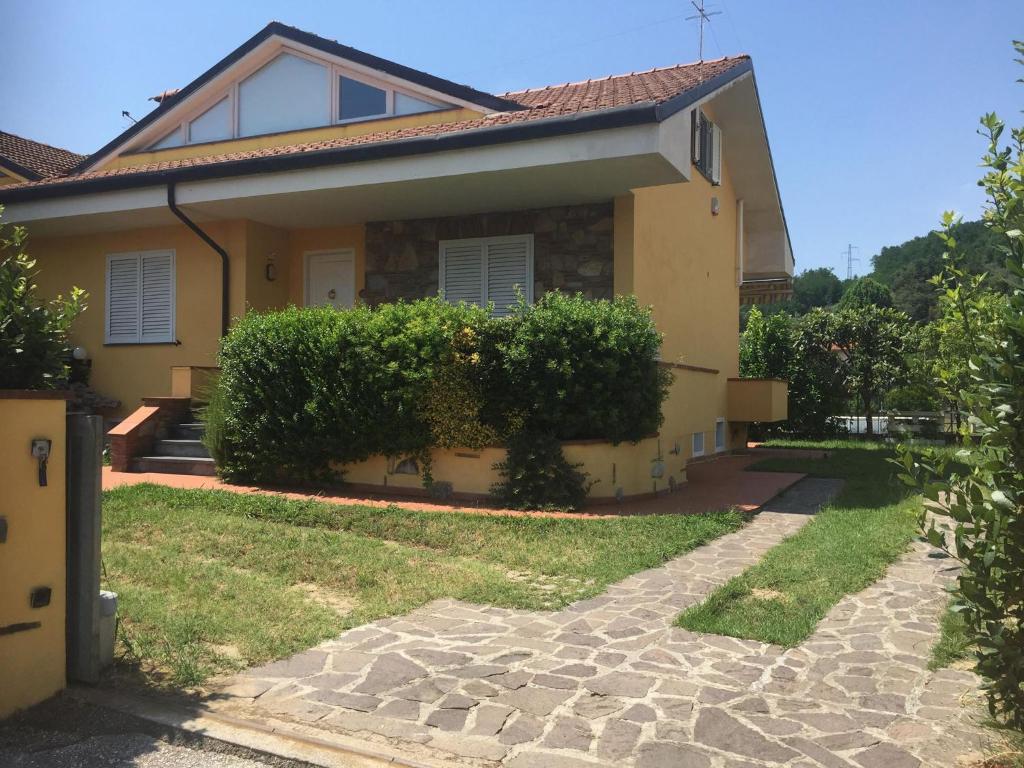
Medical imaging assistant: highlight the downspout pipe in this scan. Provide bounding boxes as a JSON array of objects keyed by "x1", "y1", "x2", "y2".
[{"x1": 167, "y1": 183, "x2": 230, "y2": 336}]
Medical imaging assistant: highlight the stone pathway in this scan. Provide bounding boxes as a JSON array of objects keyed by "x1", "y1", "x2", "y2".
[{"x1": 208, "y1": 479, "x2": 989, "y2": 767}]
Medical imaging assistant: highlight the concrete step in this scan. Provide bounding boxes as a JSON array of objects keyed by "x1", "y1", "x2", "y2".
[
  {"x1": 172, "y1": 422, "x2": 205, "y2": 440},
  {"x1": 133, "y1": 456, "x2": 216, "y2": 476},
  {"x1": 154, "y1": 439, "x2": 210, "y2": 459}
]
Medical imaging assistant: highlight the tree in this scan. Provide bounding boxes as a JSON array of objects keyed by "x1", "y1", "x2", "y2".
[
  {"x1": 740, "y1": 306, "x2": 846, "y2": 437},
  {"x1": 0, "y1": 211, "x2": 86, "y2": 389},
  {"x1": 838, "y1": 276, "x2": 895, "y2": 310},
  {"x1": 897, "y1": 42, "x2": 1024, "y2": 727},
  {"x1": 829, "y1": 305, "x2": 910, "y2": 435},
  {"x1": 792, "y1": 267, "x2": 844, "y2": 313}
]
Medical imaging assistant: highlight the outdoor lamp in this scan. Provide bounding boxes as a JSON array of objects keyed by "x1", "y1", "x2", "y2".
[{"x1": 72, "y1": 346, "x2": 89, "y2": 361}]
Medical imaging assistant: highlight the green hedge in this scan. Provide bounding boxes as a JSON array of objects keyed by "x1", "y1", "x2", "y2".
[{"x1": 209, "y1": 294, "x2": 671, "y2": 506}]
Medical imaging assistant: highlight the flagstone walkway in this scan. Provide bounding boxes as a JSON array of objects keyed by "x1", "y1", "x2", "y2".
[{"x1": 207, "y1": 479, "x2": 988, "y2": 768}]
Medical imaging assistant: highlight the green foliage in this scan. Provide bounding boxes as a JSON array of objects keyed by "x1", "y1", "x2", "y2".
[
  {"x1": 214, "y1": 293, "x2": 668, "y2": 509},
  {"x1": 896, "y1": 55, "x2": 1024, "y2": 727},
  {"x1": 838, "y1": 276, "x2": 895, "y2": 310},
  {"x1": 0, "y1": 210, "x2": 86, "y2": 389},
  {"x1": 491, "y1": 431, "x2": 592, "y2": 510},
  {"x1": 740, "y1": 306, "x2": 847, "y2": 437},
  {"x1": 829, "y1": 305, "x2": 912, "y2": 435},
  {"x1": 793, "y1": 267, "x2": 844, "y2": 312}
]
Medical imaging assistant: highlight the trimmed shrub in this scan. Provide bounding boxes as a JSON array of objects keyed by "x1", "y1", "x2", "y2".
[
  {"x1": 491, "y1": 431, "x2": 591, "y2": 510},
  {"x1": 213, "y1": 293, "x2": 669, "y2": 508}
]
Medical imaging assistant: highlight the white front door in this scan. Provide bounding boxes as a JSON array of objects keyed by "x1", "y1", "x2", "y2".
[{"x1": 305, "y1": 250, "x2": 355, "y2": 309}]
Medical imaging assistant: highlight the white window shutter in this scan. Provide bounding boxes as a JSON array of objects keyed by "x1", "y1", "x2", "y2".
[
  {"x1": 711, "y1": 123, "x2": 723, "y2": 185},
  {"x1": 441, "y1": 243, "x2": 484, "y2": 305},
  {"x1": 486, "y1": 239, "x2": 530, "y2": 317},
  {"x1": 140, "y1": 251, "x2": 175, "y2": 343},
  {"x1": 106, "y1": 255, "x2": 140, "y2": 344},
  {"x1": 691, "y1": 110, "x2": 702, "y2": 165}
]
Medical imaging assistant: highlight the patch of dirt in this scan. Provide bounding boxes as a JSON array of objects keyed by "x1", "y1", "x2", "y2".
[
  {"x1": 207, "y1": 643, "x2": 244, "y2": 660},
  {"x1": 295, "y1": 582, "x2": 355, "y2": 617},
  {"x1": 751, "y1": 587, "x2": 789, "y2": 602}
]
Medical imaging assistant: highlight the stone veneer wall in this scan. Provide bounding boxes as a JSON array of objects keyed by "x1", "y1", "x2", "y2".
[{"x1": 363, "y1": 203, "x2": 614, "y2": 305}]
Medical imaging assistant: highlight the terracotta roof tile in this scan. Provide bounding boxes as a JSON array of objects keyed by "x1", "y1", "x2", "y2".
[
  {"x1": 0, "y1": 131, "x2": 86, "y2": 179},
  {"x1": 2, "y1": 56, "x2": 747, "y2": 192}
]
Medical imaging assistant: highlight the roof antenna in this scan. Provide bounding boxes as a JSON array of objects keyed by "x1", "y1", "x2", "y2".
[
  {"x1": 686, "y1": 0, "x2": 721, "y2": 63},
  {"x1": 121, "y1": 110, "x2": 138, "y2": 125}
]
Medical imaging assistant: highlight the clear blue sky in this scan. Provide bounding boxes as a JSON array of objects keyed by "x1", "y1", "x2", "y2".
[{"x1": 2, "y1": 0, "x2": 1020, "y2": 275}]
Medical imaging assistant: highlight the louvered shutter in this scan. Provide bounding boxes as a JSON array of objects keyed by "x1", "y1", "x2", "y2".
[
  {"x1": 140, "y1": 251, "x2": 175, "y2": 342},
  {"x1": 486, "y1": 238, "x2": 530, "y2": 317},
  {"x1": 105, "y1": 251, "x2": 175, "y2": 343},
  {"x1": 106, "y1": 255, "x2": 140, "y2": 344},
  {"x1": 441, "y1": 242, "x2": 483, "y2": 305},
  {"x1": 711, "y1": 123, "x2": 722, "y2": 186}
]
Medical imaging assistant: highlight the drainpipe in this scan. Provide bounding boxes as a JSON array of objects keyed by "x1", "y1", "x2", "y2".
[{"x1": 167, "y1": 183, "x2": 230, "y2": 336}]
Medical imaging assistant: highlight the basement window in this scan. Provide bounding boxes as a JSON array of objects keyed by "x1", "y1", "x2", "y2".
[
  {"x1": 715, "y1": 417, "x2": 726, "y2": 452},
  {"x1": 692, "y1": 431, "x2": 705, "y2": 458},
  {"x1": 691, "y1": 109, "x2": 722, "y2": 185}
]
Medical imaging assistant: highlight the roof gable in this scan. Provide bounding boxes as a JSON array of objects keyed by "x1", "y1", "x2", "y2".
[{"x1": 80, "y1": 22, "x2": 524, "y2": 173}]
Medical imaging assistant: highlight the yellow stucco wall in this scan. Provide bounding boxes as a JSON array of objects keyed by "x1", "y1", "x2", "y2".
[
  {"x1": 102, "y1": 108, "x2": 483, "y2": 171},
  {"x1": 0, "y1": 396, "x2": 67, "y2": 718},
  {"x1": 30, "y1": 221, "x2": 248, "y2": 414}
]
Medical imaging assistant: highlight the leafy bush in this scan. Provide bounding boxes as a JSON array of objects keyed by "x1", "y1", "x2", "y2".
[
  {"x1": 491, "y1": 431, "x2": 592, "y2": 510},
  {"x1": 838, "y1": 276, "x2": 895, "y2": 310},
  {"x1": 897, "y1": 60, "x2": 1024, "y2": 728},
  {"x1": 213, "y1": 293, "x2": 669, "y2": 509},
  {"x1": 0, "y1": 211, "x2": 86, "y2": 389}
]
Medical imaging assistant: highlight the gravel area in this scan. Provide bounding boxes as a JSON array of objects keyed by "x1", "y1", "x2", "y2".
[{"x1": 0, "y1": 696, "x2": 307, "y2": 768}]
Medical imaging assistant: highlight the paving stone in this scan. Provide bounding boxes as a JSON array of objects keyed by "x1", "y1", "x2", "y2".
[
  {"x1": 451, "y1": 663, "x2": 508, "y2": 679},
  {"x1": 437, "y1": 693, "x2": 477, "y2": 710},
  {"x1": 424, "y1": 707, "x2": 468, "y2": 731},
  {"x1": 597, "y1": 719, "x2": 641, "y2": 760},
  {"x1": 532, "y1": 673, "x2": 577, "y2": 690},
  {"x1": 462, "y1": 680, "x2": 499, "y2": 698},
  {"x1": 352, "y1": 653, "x2": 427, "y2": 695},
  {"x1": 574, "y1": 693, "x2": 625, "y2": 719},
  {"x1": 393, "y1": 679, "x2": 452, "y2": 703},
  {"x1": 300, "y1": 672, "x2": 357, "y2": 691},
  {"x1": 405, "y1": 648, "x2": 471, "y2": 667},
  {"x1": 544, "y1": 716, "x2": 594, "y2": 750},
  {"x1": 375, "y1": 698, "x2": 420, "y2": 720},
  {"x1": 470, "y1": 704, "x2": 513, "y2": 736},
  {"x1": 305, "y1": 690, "x2": 381, "y2": 712},
  {"x1": 248, "y1": 650, "x2": 328, "y2": 678},
  {"x1": 785, "y1": 736, "x2": 858, "y2": 768},
  {"x1": 693, "y1": 708, "x2": 798, "y2": 762},
  {"x1": 498, "y1": 713, "x2": 545, "y2": 745},
  {"x1": 788, "y1": 711, "x2": 861, "y2": 733},
  {"x1": 496, "y1": 685, "x2": 573, "y2": 717},
  {"x1": 635, "y1": 741, "x2": 712, "y2": 768},
  {"x1": 622, "y1": 703, "x2": 657, "y2": 723},
  {"x1": 585, "y1": 672, "x2": 655, "y2": 698},
  {"x1": 549, "y1": 663, "x2": 598, "y2": 678},
  {"x1": 853, "y1": 742, "x2": 922, "y2": 768},
  {"x1": 218, "y1": 679, "x2": 276, "y2": 698},
  {"x1": 490, "y1": 670, "x2": 532, "y2": 689}
]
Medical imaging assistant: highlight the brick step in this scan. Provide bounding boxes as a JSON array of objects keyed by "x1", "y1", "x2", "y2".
[
  {"x1": 153, "y1": 439, "x2": 210, "y2": 458},
  {"x1": 133, "y1": 456, "x2": 216, "y2": 476},
  {"x1": 172, "y1": 422, "x2": 205, "y2": 440}
]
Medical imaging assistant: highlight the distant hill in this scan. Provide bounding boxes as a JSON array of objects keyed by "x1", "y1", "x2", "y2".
[{"x1": 869, "y1": 220, "x2": 1007, "y2": 321}]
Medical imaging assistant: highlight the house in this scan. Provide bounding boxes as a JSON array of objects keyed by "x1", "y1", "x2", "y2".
[
  {"x1": 0, "y1": 22, "x2": 791, "y2": 500},
  {"x1": 0, "y1": 130, "x2": 85, "y2": 186}
]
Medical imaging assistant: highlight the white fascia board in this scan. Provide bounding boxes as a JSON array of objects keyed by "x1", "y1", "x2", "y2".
[
  {"x1": 174, "y1": 123, "x2": 667, "y2": 205},
  {"x1": 2, "y1": 186, "x2": 168, "y2": 225}
]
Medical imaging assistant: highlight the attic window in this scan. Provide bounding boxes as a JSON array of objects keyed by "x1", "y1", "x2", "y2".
[
  {"x1": 137, "y1": 48, "x2": 457, "y2": 152},
  {"x1": 339, "y1": 76, "x2": 387, "y2": 121},
  {"x1": 691, "y1": 109, "x2": 722, "y2": 185}
]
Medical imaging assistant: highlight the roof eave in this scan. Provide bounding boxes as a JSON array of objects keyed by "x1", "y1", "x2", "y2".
[{"x1": 0, "y1": 102, "x2": 662, "y2": 205}]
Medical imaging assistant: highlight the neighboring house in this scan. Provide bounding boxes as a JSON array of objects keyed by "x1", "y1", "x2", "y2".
[
  {"x1": 0, "y1": 22, "x2": 791, "y2": 499},
  {"x1": 0, "y1": 130, "x2": 85, "y2": 186}
]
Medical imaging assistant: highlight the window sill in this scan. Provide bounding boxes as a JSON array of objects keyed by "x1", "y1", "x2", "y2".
[{"x1": 103, "y1": 340, "x2": 181, "y2": 347}]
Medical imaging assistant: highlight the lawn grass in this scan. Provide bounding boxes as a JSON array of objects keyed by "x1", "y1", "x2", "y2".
[
  {"x1": 102, "y1": 484, "x2": 743, "y2": 687},
  {"x1": 677, "y1": 440, "x2": 923, "y2": 646},
  {"x1": 929, "y1": 604, "x2": 972, "y2": 670}
]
